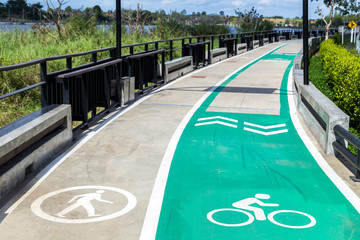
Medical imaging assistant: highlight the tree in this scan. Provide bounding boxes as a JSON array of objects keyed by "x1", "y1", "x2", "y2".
[
  {"x1": 219, "y1": 11, "x2": 225, "y2": 17},
  {"x1": 0, "y1": 2, "x2": 6, "y2": 18},
  {"x1": 180, "y1": 9, "x2": 186, "y2": 16},
  {"x1": 6, "y1": 0, "x2": 29, "y2": 16},
  {"x1": 235, "y1": 7, "x2": 263, "y2": 32},
  {"x1": 29, "y1": 2, "x2": 42, "y2": 20},
  {"x1": 43, "y1": 0, "x2": 68, "y2": 39},
  {"x1": 258, "y1": 19, "x2": 275, "y2": 31},
  {"x1": 312, "y1": 0, "x2": 359, "y2": 39}
]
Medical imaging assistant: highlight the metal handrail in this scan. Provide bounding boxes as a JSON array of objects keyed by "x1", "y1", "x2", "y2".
[
  {"x1": 333, "y1": 124, "x2": 360, "y2": 181},
  {"x1": 57, "y1": 59, "x2": 123, "y2": 79},
  {"x1": 0, "y1": 82, "x2": 46, "y2": 100},
  {"x1": 0, "y1": 31, "x2": 278, "y2": 73},
  {"x1": 0, "y1": 47, "x2": 116, "y2": 72}
]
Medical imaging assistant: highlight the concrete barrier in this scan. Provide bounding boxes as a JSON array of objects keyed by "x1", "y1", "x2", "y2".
[
  {"x1": 111, "y1": 76, "x2": 135, "y2": 106},
  {"x1": 0, "y1": 104, "x2": 73, "y2": 200},
  {"x1": 236, "y1": 43, "x2": 247, "y2": 54},
  {"x1": 253, "y1": 40, "x2": 260, "y2": 49},
  {"x1": 292, "y1": 69, "x2": 349, "y2": 155},
  {"x1": 209, "y1": 48, "x2": 227, "y2": 64},
  {"x1": 293, "y1": 54, "x2": 303, "y2": 70},
  {"x1": 263, "y1": 38, "x2": 269, "y2": 45},
  {"x1": 163, "y1": 56, "x2": 193, "y2": 83},
  {"x1": 291, "y1": 35, "x2": 298, "y2": 40},
  {"x1": 279, "y1": 36, "x2": 286, "y2": 41}
]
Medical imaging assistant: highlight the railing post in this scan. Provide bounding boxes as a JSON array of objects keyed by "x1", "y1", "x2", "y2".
[
  {"x1": 161, "y1": 51, "x2": 165, "y2": 82},
  {"x1": 211, "y1": 36, "x2": 214, "y2": 50},
  {"x1": 155, "y1": 42, "x2": 159, "y2": 50},
  {"x1": 40, "y1": 61, "x2": 48, "y2": 108},
  {"x1": 130, "y1": 46, "x2": 134, "y2": 55},
  {"x1": 66, "y1": 57, "x2": 72, "y2": 69},
  {"x1": 145, "y1": 44, "x2": 149, "y2": 52},
  {"x1": 356, "y1": 149, "x2": 360, "y2": 179},
  {"x1": 170, "y1": 40, "x2": 173, "y2": 61},
  {"x1": 110, "y1": 49, "x2": 116, "y2": 59},
  {"x1": 92, "y1": 53, "x2": 97, "y2": 63}
]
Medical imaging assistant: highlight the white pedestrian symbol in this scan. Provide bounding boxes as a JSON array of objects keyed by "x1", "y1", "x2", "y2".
[
  {"x1": 207, "y1": 193, "x2": 316, "y2": 229},
  {"x1": 31, "y1": 186, "x2": 137, "y2": 224},
  {"x1": 56, "y1": 190, "x2": 114, "y2": 218}
]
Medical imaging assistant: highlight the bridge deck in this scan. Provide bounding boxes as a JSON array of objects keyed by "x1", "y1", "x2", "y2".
[{"x1": 1, "y1": 41, "x2": 360, "y2": 239}]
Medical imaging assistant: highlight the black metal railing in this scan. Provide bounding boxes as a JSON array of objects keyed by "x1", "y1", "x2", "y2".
[
  {"x1": 126, "y1": 50, "x2": 165, "y2": 94},
  {"x1": 333, "y1": 125, "x2": 360, "y2": 181},
  {"x1": 56, "y1": 59, "x2": 122, "y2": 128},
  {"x1": 0, "y1": 29, "x2": 323, "y2": 130}
]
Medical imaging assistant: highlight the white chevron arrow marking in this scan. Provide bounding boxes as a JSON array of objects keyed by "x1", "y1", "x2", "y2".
[
  {"x1": 244, "y1": 128, "x2": 288, "y2": 135},
  {"x1": 244, "y1": 122, "x2": 286, "y2": 129},
  {"x1": 195, "y1": 121, "x2": 238, "y2": 128},
  {"x1": 198, "y1": 116, "x2": 238, "y2": 123}
]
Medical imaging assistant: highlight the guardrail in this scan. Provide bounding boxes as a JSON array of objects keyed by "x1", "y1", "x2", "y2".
[
  {"x1": 0, "y1": 29, "x2": 330, "y2": 131},
  {"x1": 333, "y1": 125, "x2": 360, "y2": 181},
  {"x1": 293, "y1": 33, "x2": 360, "y2": 181}
]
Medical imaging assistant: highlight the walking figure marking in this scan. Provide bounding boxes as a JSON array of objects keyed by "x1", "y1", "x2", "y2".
[
  {"x1": 56, "y1": 190, "x2": 113, "y2": 218},
  {"x1": 232, "y1": 194, "x2": 279, "y2": 220}
]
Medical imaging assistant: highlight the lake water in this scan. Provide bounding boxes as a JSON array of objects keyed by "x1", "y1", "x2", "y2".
[
  {"x1": 2, "y1": 24, "x2": 293, "y2": 35},
  {"x1": 0, "y1": 23, "x2": 239, "y2": 34}
]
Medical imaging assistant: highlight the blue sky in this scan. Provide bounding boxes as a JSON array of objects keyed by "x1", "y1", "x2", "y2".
[{"x1": 26, "y1": 0, "x2": 326, "y2": 19}]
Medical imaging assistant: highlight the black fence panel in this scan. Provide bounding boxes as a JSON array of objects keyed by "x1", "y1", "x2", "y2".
[{"x1": 182, "y1": 42, "x2": 210, "y2": 68}]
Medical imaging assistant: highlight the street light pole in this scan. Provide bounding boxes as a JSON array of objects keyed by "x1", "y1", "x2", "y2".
[
  {"x1": 116, "y1": 0, "x2": 122, "y2": 59},
  {"x1": 303, "y1": 0, "x2": 309, "y2": 85}
]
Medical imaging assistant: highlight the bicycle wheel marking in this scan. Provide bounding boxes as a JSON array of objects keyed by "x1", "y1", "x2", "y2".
[
  {"x1": 268, "y1": 210, "x2": 316, "y2": 229},
  {"x1": 207, "y1": 209, "x2": 254, "y2": 227}
]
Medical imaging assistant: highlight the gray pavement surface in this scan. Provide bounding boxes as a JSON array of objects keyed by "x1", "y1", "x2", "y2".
[{"x1": 0, "y1": 40, "x2": 358, "y2": 240}]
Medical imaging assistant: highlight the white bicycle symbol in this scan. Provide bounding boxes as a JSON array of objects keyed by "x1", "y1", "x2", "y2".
[{"x1": 207, "y1": 194, "x2": 316, "y2": 229}]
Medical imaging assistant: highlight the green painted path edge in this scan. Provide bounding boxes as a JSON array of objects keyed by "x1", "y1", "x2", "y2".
[
  {"x1": 141, "y1": 43, "x2": 360, "y2": 240},
  {"x1": 140, "y1": 44, "x2": 291, "y2": 239}
]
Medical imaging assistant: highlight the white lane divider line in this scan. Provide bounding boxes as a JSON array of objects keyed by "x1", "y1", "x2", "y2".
[
  {"x1": 195, "y1": 121, "x2": 238, "y2": 129},
  {"x1": 198, "y1": 116, "x2": 239, "y2": 123},
  {"x1": 244, "y1": 128, "x2": 288, "y2": 136},
  {"x1": 244, "y1": 122, "x2": 288, "y2": 136},
  {"x1": 244, "y1": 122, "x2": 286, "y2": 129}
]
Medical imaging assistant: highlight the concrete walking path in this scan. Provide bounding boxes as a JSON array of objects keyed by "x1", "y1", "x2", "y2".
[{"x1": 0, "y1": 41, "x2": 360, "y2": 240}]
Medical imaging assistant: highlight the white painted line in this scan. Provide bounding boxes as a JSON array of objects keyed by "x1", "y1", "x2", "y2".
[
  {"x1": 244, "y1": 122, "x2": 286, "y2": 129},
  {"x1": 140, "y1": 43, "x2": 288, "y2": 240},
  {"x1": 244, "y1": 127, "x2": 288, "y2": 136},
  {"x1": 197, "y1": 116, "x2": 238, "y2": 123},
  {"x1": 2, "y1": 43, "x2": 277, "y2": 217},
  {"x1": 195, "y1": 121, "x2": 238, "y2": 128},
  {"x1": 287, "y1": 67, "x2": 360, "y2": 213},
  {"x1": 0, "y1": 42, "x2": 287, "y2": 227}
]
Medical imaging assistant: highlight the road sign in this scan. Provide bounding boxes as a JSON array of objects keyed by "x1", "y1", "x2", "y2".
[{"x1": 349, "y1": 21, "x2": 357, "y2": 29}]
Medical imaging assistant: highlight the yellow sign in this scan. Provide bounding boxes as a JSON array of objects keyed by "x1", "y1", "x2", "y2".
[{"x1": 349, "y1": 21, "x2": 357, "y2": 29}]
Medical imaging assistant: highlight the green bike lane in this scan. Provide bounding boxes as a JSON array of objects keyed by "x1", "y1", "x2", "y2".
[{"x1": 150, "y1": 46, "x2": 360, "y2": 239}]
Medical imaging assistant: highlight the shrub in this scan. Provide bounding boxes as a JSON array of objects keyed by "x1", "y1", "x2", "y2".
[
  {"x1": 332, "y1": 33, "x2": 341, "y2": 45},
  {"x1": 186, "y1": 22, "x2": 230, "y2": 36},
  {"x1": 319, "y1": 39, "x2": 360, "y2": 129}
]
